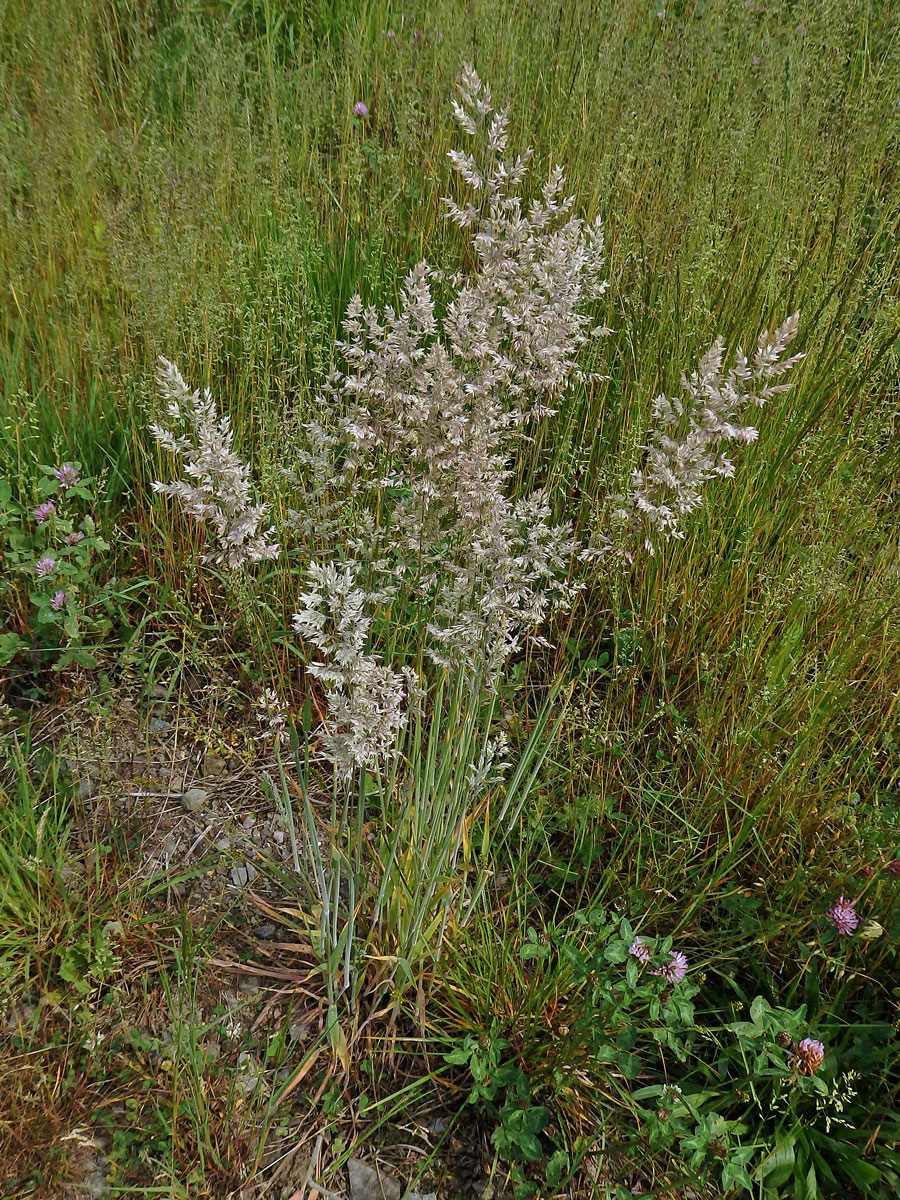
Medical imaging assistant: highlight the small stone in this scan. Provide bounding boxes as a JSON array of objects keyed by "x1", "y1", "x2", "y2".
[
  {"x1": 348, "y1": 1158, "x2": 403, "y2": 1200},
  {"x1": 149, "y1": 716, "x2": 170, "y2": 733},
  {"x1": 242, "y1": 814, "x2": 256, "y2": 831},
  {"x1": 202, "y1": 1038, "x2": 221, "y2": 1062},
  {"x1": 204, "y1": 754, "x2": 227, "y2": 777},
  {"x1": 181, "y1": 787, "x2": 208, "y2": 813},
  {"x1": 82, "y1": 1148, "x2": 111, "y2": 1199},
  {"x1": 235, "y1": 1051, "x2": 266, "y2": 1096},
  {"x1": 237, "y1": 974, "x2": 261, "y2": 995},
  {"x1": 3, "y1": 1000, "x2": 37, "y2": 1034},
  {"x1": 182, "y1": 668, "x2": 205, "y2": 696},
  {"x1": 215, "y1": 837, "x2": 231, "y2": 852},
  {"x1": 152, "y1": 682, "x2": 168, "y2": 699},
  {"x1": 272, "y1": 830, "x2": 285, "y2": 845},
  {"x1": 230, "y1": 863, "x2": 258, "y2": 888},
  {"x1": 77, "y1": 775, "x2": 98, "y2": 800},
  {"x1": 255, "y1": 922, "x2": 276, "y2": 940}
]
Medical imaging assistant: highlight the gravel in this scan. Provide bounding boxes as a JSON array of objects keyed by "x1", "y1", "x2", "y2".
[
  {"x1": 180, "y1": 787, "x2": 209, "y2": 813},
  {"x1": 230, "y1": 863, "x2": 258, "y2": 888}
]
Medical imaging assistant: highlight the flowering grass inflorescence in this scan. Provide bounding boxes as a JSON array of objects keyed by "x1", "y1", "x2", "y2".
[
  {"x1": 150, "y1": 358, "x2": 279, "y2": 570},
  {"x1": 619, "y1": 316, "x2": 804, "y2": 546},
  {"x1": 291, "y1": 561, "x2": 407, "y2": 777},
  {"x1": 283, "y1": 66, "x2": 611, "y2": 699},
  {"x1": 153, "y1": 66, "x2": 804, "y2": 776}
]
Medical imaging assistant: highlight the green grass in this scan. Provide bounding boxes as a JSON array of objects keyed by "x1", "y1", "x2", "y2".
[{"x1": 2, "y1": 0, "x2": 900, "y2": 1196}]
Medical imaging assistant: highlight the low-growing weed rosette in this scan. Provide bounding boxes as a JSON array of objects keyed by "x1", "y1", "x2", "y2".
[
  {"x1": 437, "y1": 908, "x2": 702, "y2": 1187},
  {"x1": 632, "y1": 987, "x2": 900, "y2": 1196},
  {"x1": 0, "y1": 464, "x2": 119, "y2": 669},
  {"x1": 518, "y1": 911, "x2": 699, "y2": 1081}
]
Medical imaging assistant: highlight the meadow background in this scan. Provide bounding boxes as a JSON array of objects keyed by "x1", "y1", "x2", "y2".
[{"x1": 1, "y1": 0, "x2": 900, "y2": 1196}]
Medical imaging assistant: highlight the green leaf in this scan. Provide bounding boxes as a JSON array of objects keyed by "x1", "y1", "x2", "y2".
[
  {"x1": 604, "y1": 940, "x2": 628, "y2": 963},
  {"x1": 750, "y1": 995, "x2": 770, "y2": 1025},
  {"x1": 757, "y1": 1140, "x2": 796, "y2": 1188},
  {"x1": 617, "y1": 1051, "x2": 641, "y2": 1080},
  {"x1": 545, "y1": 1148, "x2": 569, "y2": 1189},
  {"x1": 838, "y1": 1155, "x2": 882, "y2": 1187},
  {"x1": 55, "y1": 648, "x2": 98, "y2": 670},
  {"x1": 0, "y1": 632, "x2": 23, "y2": 664},
  {"x1": 721, "y1": 1161, "x2": 753, "y2": 1193},
  {"x1": 492, "y1": 1123, "x2": 544, "y2": 1164},
  {"x1": 445, "y1": 1045, "x2": 473, "y2": 1065},
  {"x1": 616, "y1": 1026, "x2": 637, "y2": 1051},
  {"x1": 524, "y1": 1105, "x2": 550, "y2": 1133}
]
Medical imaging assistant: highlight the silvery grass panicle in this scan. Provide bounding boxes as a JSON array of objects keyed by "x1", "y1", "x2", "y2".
[
  {"x1": 151, "y1": 358, "x2": 279, "y2": 569},
  {"x1": 292, "y1": 560, "x2": 406, "y2": 778},
  {"x1": 426, "y1": 491, "x2": 582, "y2": 678},
  {"x1": 288, "y1": 64, "x2": 608, "y2": 684},
  {"x1": 445, "y1": 64, "x2": 609, "y2": 415},
  {"x1": 619, "y1": 315, "x2": 804, "y2": 548}
]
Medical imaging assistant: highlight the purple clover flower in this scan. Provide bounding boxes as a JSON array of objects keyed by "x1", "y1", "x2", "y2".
[
  {"x1": 653, "y1": 950, "x2": 688, "y2": 985},
  {"x1": 629, "y1": 936, "x2": 652, "y2": 965},
  {"x1": 35, "y1": 556, "x2": 56, "y2": 578},
  {"x1": 50, "y1": 590, "x2": 67, "y2": 611},
  {"x1": 65, "y1": 530, "x2": 85, "y2": 546},
  {"x1": 790, "y1": 1037, "x2": 825, "y2": 1076},
  {"x1": 34, "y1": 500, "x2": 56, "y2": 523},
  {"x1": 826, "y1": 895, "x2": 859, "y2": 937},
  {"x1": 53, "y1": 463, "x2": 80, "y2": 489},
  {"x1": 354, "y1": 101, "x2": 369, "y2": 118}
]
